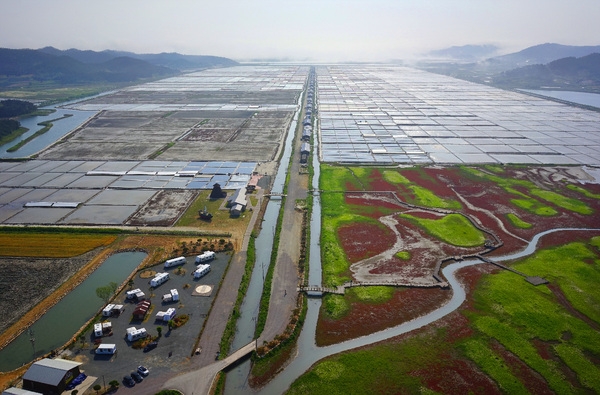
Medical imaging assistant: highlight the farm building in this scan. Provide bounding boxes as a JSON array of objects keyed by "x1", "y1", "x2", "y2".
[
  {"x1": 22, "y1": 358, "x2": 82, "y2": 394},
  {"x1": 227, "y1": 188, "x2": 248, "y2": 217}
]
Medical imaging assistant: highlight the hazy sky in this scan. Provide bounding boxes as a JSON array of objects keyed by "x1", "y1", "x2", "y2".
[{"x1": 1, "y1": 0, "x2": 598, "y2": 61}]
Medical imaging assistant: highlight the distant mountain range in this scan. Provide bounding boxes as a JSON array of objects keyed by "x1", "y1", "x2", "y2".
[
  {"x1": 418, "y1": 43, "x2": 600, "y2": 93},
  {"x1": 424, "y1": 44, "x2": 501, "y2": 62},
  {"x1": 0, "y1": 47, "x2": 238, "y2": 89},
  {"x1": 37, "y1": 46, "x2": 237, "y2": 71}
]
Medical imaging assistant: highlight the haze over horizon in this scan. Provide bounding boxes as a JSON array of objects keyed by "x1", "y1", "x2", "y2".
[{"x1": 1, "y1": 0, "x2": 599, "y2": 62}]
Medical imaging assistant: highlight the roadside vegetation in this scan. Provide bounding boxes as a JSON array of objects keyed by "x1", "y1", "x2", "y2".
[{"x1": 288, "y1": 236, "x2": 600, "y2": 394}]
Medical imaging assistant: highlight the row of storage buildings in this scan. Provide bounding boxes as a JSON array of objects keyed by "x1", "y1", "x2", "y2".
[{"x1": 301, "y1": 68, "x2": 316, "y2": 164}]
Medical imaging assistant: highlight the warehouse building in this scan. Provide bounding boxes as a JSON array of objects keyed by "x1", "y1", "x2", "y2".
[{"x1": 22, "y1": 358, "x2": 82, "y2": 394}]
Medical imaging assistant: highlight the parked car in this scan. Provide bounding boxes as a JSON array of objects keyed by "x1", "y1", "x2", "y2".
[
  {"x1": 131, "y1": 371, "x2": 143, "y2": 383},
  {"x1": 123, "y1": 375, "x2": 135, "y2": 387},
  {"x1": 137, "y1": 365, "x2": 150, "y2": 376},
  {"x1": 143, "y1": 341, "x2": 158, "y2": 352}
]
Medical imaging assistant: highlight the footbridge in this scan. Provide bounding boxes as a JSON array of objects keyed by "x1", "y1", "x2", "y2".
[
  {"x1": 298, "y1": 280, "x2": 449, "y2": 297},
  {"x1": 165, "y1": 340, "x2": 257, "y2": 395},
  {"x1": 477, "y1": 255, "x2": 549, "y2": 286},
  {"x1": 297, "y1": 285, "x2": 345, "y2": 295}
]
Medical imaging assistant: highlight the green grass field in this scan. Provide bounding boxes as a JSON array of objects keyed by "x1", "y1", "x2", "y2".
[{"x1": 399, "y1": 213, "x2": 486, "y2": 247}]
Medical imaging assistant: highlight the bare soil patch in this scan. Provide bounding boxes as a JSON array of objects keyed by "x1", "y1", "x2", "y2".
[
  {"x1": 127, "y1": 190, "x2": 198, "y2": 227},
  {"x1": 0, "y1": 248, "x2": 102, "y2": 335}
]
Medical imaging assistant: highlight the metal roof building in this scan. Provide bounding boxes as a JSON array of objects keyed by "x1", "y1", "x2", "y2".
[
  {"x1": 22, "y1": 358, "x2": 81, "y2": 395},
  {"x1": 2, "y1": 388, "x2": 42, "y2": 395}
]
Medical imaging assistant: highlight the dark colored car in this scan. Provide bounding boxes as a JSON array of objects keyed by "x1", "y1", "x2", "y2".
[
  {"x1": 143, "y1": 341, "x2": 158, "y2": 352},
  {"x1": 131, "y1": 371, "x2": 143, "y2": 383},
  {"x1": 123, "y1": 375, "x2": 135, "y2": 387}
]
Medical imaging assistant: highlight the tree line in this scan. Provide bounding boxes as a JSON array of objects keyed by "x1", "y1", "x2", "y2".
[{"x1": 0, "y1": 99, "x2": 36, "y2": 140}]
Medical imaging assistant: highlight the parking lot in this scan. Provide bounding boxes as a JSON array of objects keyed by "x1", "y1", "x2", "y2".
[{"x1": 69, "y1": 253, "x2": 230, "y2": 391}]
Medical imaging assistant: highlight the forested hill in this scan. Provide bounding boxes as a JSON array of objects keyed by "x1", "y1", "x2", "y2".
[
  {"x1": 0, "y1": 47, "x2": 238, "y2": 88},
  {"x1": 491, "y1": 53, "x2": 600, "y2": 91},
  {"x1": 38, "y1": 46, "x2": 238, "y2": 71}
]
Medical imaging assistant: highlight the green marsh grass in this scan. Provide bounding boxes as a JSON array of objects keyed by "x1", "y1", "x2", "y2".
[
  {"x1": 506, "y1": 213, "x2": 532, "y2": 229},
  {"x1": 399, "y1": 213, "x2": 485, "y2": 247}
]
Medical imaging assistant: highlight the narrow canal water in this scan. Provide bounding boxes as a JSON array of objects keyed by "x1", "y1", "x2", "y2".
[
  {"x1": 223, "y1": 91, "x2": 303, "y2": 393},
  {"x1": 0, "y1": 251, "x2": 147, "y2": 372}
]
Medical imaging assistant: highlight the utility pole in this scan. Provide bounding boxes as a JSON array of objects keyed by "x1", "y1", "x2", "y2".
[{"x1": 28, "y1": 328, "x2": 36, "y2": 357}]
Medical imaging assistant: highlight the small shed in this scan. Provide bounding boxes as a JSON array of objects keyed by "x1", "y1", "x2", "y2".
[{"x1": 133, "y1": 300, "x2": 151, "y2": 321}]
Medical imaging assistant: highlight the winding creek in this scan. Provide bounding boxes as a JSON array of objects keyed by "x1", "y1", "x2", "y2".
[{"x1": 258, "y1": 227, "x2": 600, "y2": 393}]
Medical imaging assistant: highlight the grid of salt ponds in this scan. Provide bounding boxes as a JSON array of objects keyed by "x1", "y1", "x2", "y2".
[
  {"x1": 0, "y1": 160, "x2": 257, "y2": 190},
  {"x1": 316, "y1": 66, "x2": 600, "y2": 165}
]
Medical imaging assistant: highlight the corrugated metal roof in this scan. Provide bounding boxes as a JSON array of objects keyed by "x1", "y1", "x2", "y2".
[
  {"x1": 2, "y1": 387, "x2": 42, "y2": 395},
  {"x1": 22, "y1": 358, "x2": 81, "y2": 386}
]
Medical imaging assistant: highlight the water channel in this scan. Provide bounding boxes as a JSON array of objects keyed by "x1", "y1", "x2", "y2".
[
  {"x1": 520, "y1": 89, "x2": 600, "y2": 109},
  {"x1": 0, "y1": 251, "x2": 147, "y2": 372},
  {"x1": 224, "y1": 92, "x2": 303, "y2": 393},
  {"x1": 0, "y1": 98, "x2": 102, "y2": 159}
]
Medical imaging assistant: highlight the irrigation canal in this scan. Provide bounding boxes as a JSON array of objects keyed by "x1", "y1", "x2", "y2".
[{"x1": 0, "y1": 251, "x2": 147, "y2": 372}]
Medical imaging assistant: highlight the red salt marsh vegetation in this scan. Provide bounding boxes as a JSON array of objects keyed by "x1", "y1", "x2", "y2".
[{"x1": 302, "y1": 164, "x2": 600, "y2": 394}]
